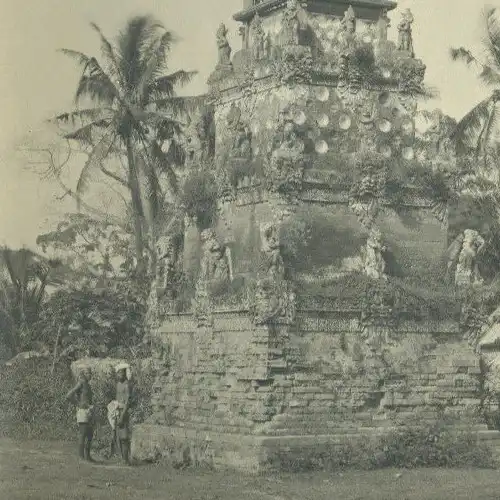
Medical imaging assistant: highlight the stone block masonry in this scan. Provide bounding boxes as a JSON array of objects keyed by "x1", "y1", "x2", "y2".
[{"x1": 133, "y1": 310, "x2": 490, "y2": 471}]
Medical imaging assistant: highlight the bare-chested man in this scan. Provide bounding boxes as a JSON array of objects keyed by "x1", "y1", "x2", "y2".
[
  {"x1": 114, "y1": 363, "x2": 132, "y2": 465},
  {"x1": 66, "y1": 367, "x2": 94, "y2": 461}
]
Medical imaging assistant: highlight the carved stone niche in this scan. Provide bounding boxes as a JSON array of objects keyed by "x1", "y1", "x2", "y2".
[
  {"x1": 267, "y1": 108, "x2": 305, "y2": 198},
  {"x1": 252, "y1": 223, "x2": 296, "y2": 326},
  {"x1": 226, "y1": 104, "x2": 254, "y2": 190},
  {"x1": 193, "y1": 229, "x2": 233, "y2": 326}
]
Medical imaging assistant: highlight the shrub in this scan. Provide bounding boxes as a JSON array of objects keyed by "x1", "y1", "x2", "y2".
[
  {"x1": 0, "y1": 359, "x2": 74, "y2": 440},
  {"x1": 376, "y1": 422, "x2": 495, "y2": 469}
]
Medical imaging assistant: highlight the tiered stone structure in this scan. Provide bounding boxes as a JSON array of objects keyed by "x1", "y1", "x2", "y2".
[{"x1": 132, "y1": 0, "x2": 499, "y2": 471}]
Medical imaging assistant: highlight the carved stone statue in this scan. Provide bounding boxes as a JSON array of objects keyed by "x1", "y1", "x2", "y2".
[
  {"x1": 261, "y1": 223, "x2": 285, "y2": 281},
  {"x1": 156, "y1": 235, "x2": 175, "y2": 292},
  {"x1": 253, "y1": 223, "x2": 294, "y2": 325},
  {"x1": 282, "y1": 0, "x2": 301, "y2": 45},
  {"x1": 447, "y1": 229, "x2": 485, "y2": 287},
  {"x1": 397, "y1": 9, "x2": 414, "y2": 57},
  {"x1": 231, "y1": 122, "x2": 252, "y2": 160},
  {"x1": 341, "y1": 5, "x2": 357, "y2": 35},
  {"x1": 268, "y1": 116, "x2": 305, "y2": 195},
  {"x1": 376, "y1": 9, "x2": 390, "y2": 42},
  {"x1": 364, "y1": 228, "x2": 387, "y2": 280},
  {"x1": 199, "y1": 229, "x2": 232, "y2": 283},
  {"x1": 216, "y1": 23, "x2": 233, "y2": 70},
  {"x1": 251, "y1": 14, "x2": 266, "y2": 60}
]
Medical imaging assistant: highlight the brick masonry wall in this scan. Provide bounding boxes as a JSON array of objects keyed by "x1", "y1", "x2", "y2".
[{"x1": 147, "y1": 312, "x2": 483, "y2": 438}]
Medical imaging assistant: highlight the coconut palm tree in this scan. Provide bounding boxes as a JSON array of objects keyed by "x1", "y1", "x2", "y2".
[
  {"x1": 450, "y1": 8, "x2": 500, "y2": 167},
  {"x1": 54, "y1": 15, "x2": 197, "y2": 273}
]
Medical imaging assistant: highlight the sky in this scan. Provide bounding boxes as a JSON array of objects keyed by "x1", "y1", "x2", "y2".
[{"x1": 0, "y1": 0, "x2": 498, "y2": 249}]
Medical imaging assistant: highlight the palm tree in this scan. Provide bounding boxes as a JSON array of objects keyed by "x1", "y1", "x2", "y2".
[
  {"x1": 0, "y1": 248, "x2": 62, "y2": 354},
  {"x1": 450, "y1": 8, "x2": 500, "y2": 167},
  {"x1": 55, "y1": 15, "x2": 197, "y2": 273}
]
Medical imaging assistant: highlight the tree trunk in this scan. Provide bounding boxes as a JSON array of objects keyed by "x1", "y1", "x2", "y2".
[{"x1": 125, "y1": 136, "x2": 146, "y2": 274}]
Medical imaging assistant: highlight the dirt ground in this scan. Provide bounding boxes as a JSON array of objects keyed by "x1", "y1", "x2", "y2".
[{"x1": 0, "y1": 438, "x2": 499, "y2": 500}]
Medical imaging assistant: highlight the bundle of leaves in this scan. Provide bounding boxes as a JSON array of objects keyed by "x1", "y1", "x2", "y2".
[{"x1": 180, "y1": 168, "x2": 219, "y2": 231}]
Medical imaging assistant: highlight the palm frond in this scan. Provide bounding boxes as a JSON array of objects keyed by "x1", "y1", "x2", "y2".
[
  {"x1": 76, "y1": 124, "x2": 118, "y2": 201},
  {"x1": 63, "y1": 119, "x2": 112, "y2": 146},
  {"x1": 117, "y1": 15, "x2": 165, "y2": 92},
  {"x1": 52, "y1": 108, "x2": 114, "y2": 127},
  {"x1": 90, "y1": 22, "x2": 124, "y2": 89},
  {"x1": 138, "y1": 31, "x2": 175, "y2": 99},
  {"x1": 450, "y1": 45, "x2": 500, "y2": 87},
  {"x1": 149, "y1": 70, "x2": 197, "y2": 99},
  {"x1": 74, "y1": 56, "x2": 121, "y2": 106},
  {"x1": 482, "y1": 7, "x2": 500, "y2": 71},
  {"x1": 451, "y1": 96, "x2": 494, "y2": 153},
  {"x1": 450, "y1": 47, "x2": 481, "y2": 66}
]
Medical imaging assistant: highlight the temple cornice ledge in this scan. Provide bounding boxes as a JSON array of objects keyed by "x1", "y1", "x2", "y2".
[{"x1": 233, "y1": 0, "x2": 397, "y2": 22}]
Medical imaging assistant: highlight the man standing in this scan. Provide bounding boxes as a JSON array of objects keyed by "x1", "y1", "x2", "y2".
[
  {"x1": 66, "y1": 367, "x2": 94, "y2": 462},
  {"x1": 114, "y1": 363, "x2": 132, "y2": 465}
]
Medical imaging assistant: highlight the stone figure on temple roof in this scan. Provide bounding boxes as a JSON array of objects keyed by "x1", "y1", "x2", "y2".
[
  {"x1": 282, "y1": 0, "x2": 301, "y2": 46},
  {"x1": 216, "y1": 23, "x2": 233, "y2": 70},
  {"x1": 251, "y1": 13, "x2": 266, "y2": 60},
  {"x1": 341, "y1": 5, "x2": 357, "y2": 35},
  {"x1": 397, "y1": 9, "x2": 414, "y2": 57}
]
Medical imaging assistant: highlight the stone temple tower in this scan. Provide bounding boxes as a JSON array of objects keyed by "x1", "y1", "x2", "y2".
[{"x1": 133, "y1": 1, "x2": 494, "y2": 471}]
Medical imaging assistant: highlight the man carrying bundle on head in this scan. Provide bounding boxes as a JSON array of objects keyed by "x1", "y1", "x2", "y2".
[
  {"x1": 107, "y1": 362, "x2": 132, "y2": 465},
  {"x1": 66, "y1": 366, "x2": 95, "y2": 462}
]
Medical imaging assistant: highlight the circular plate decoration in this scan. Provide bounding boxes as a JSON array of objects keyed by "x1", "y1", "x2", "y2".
[
  {"x1": 391, "y1": 107, "x2": 403, "y2": 119},
  {"x1": 378, "y1": 91, "x2": 391, "y2": 106},
  {"x1": 338, "y1": 113, "x2": 352, "y2": 130},
  {"x1": 377, "y1": 118, "x2": 392, "y2": 133},
  {"x1": 317, "y1": 114, "x2": 330, "y2": 128},
  {"x1": 381, "y1": 68, "x2": 392, "y2": 79},
  {"x1": 316, "y1": 86, "x2": 330, "y2": 102},
  {"x1": 293, "y1": 110, "x2": 307, "y2": 125},
  {"x1": 315, "y1": 140, "x2": 329, "y2": 154},
  {"x1": 402, "y1": 146, "x2": 415, "y2": 160},
  {"x1": 378, "y1": 143, "x2": 392, "y2": 158}
]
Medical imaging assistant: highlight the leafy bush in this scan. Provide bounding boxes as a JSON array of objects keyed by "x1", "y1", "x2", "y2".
[
  {"x1": 266, "y1": 421, "x2": 495, "y2": 472},
  {"x1": 0, "y1": 359, "x2": 74, "y2": 440},
  {"x1": 375, "y1": 422, "x2": 495, "y2": 469}
]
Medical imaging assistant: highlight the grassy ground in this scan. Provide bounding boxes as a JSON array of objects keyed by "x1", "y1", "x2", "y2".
[{"x1": 1, "y1": 438, "x2": 499, "y2": 500}]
